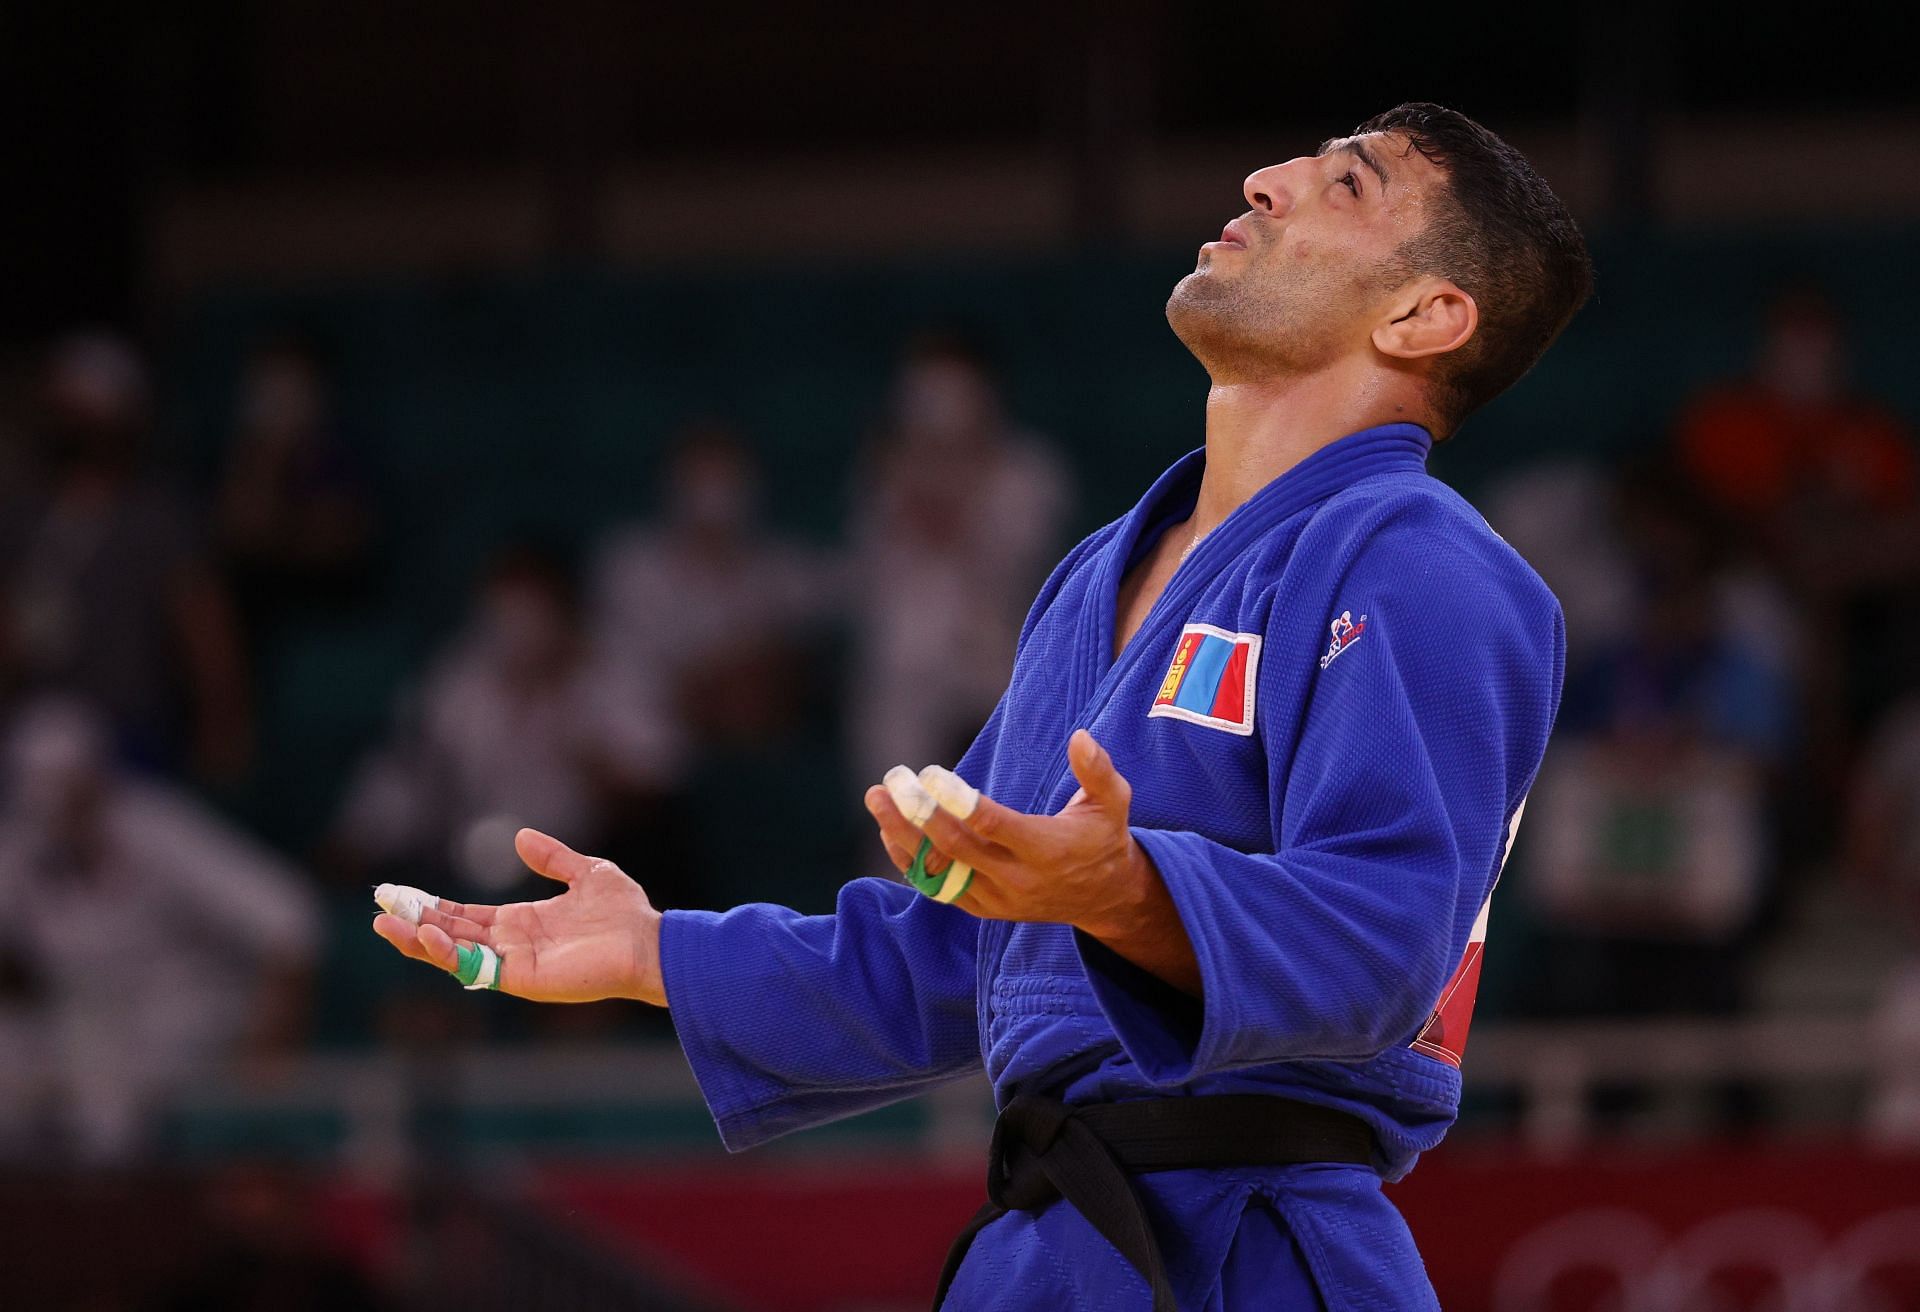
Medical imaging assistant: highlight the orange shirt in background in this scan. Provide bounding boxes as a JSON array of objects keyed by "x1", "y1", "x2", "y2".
[{"x1": 1677, "y1": 386, "x2": 1918, "y2": 520}]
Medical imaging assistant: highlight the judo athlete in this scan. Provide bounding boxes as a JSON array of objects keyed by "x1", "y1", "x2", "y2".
[{"x1": 375, "y1": 101, "x2": 1592, "y2": 1309}]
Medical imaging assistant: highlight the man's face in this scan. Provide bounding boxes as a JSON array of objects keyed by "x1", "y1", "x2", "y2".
[{"x1": 1167, "y1": 131, "x2": 1449, "y2": 377}]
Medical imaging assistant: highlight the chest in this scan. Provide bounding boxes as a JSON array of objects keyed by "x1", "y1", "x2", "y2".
[
  {"x1": 1111, "y1": 526, "x2": 1191, "y2": 660},
  {"x1": 983, "y1": 529, "x2": 1326, "y2": 842}
]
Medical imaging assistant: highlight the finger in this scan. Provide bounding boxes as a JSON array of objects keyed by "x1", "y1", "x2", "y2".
[
  {"x1": 373, "y1": 914, "x2": 442, "y2": 966},
  {"x1": 922, "y1": 808, "x2": 1007, "y2": 872},
  {"x1": 416, "y1": 921, "x2": 462, "y2": 972},
  {"x1": 943, "y1": 791, "x2": 1043, "y2": 853},
  {"x1": 1066, "y1": 729, "x2": 1132, "y2": 813},
  {"x1": 865, "y1": 786, "x2": 939, "y2": 873},
  {"x1": 863, "y1": 789, "x2": 921, "y2": 873},
  {"x1": 878, "y1": 831, "x2": 918, "y2": 873},
  {"x1": 917, "y1": 766, "x2": 1044, "y2": 856},
  {"x1": 951, "y1": 879, "x2": 1008, "y2": 921},
  {"x1": 373, "y1": 913, "x2": 425, "y2": 958},
  {"x1": 515, "y1": 827, "x2": 600, "y2": 885},
  {"x1": 417, "y1": 905, "x2": 493, "y2": 945},
  {"x1": 431, "y1": 897, "x2": 497, "y2": 928}
]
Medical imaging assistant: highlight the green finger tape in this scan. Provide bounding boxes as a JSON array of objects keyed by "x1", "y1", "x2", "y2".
[
  {"x1": 905, "y1": 836, "x2": 972, "y2": 903},
  {"x1": 454, "y1": 942, "x2": 484, "y2": 987}
]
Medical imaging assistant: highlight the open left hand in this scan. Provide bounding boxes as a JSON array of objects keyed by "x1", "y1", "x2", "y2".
[
  {"x1": 371, "y1": 828, "x2": 666, "y2": 1006},
  {"x1": 862, "y1": 729, "x2": 1154, "y2": 938}
]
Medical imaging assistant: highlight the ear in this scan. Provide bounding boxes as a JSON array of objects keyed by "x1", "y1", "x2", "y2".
[{"x1": 1372, "y1": 278, "x2": 1477, "y2": 361}]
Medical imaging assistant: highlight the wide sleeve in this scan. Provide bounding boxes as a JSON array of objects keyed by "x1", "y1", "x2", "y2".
[
  {"x1": 1079, "y1": 504, "x2": 1566, "y2": 1082},
  {"x1": 660, "y1": 700, "x2": 1011, "y2": 1151}
]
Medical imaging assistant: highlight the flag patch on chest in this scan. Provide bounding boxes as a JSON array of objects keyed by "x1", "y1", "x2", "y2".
[{"x1": 1149, "y1": 623, "x2": 1261, "y2": 735}]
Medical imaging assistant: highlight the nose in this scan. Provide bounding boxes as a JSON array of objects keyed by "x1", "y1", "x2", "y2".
[{"x1": 1242, "y1": 162, "x2": 1297, "y2": 217}]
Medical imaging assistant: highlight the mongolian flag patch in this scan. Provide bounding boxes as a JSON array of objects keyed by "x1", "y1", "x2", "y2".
[{"x1": 1149, "y1": 623, "x2": 1262, "y2": 735}]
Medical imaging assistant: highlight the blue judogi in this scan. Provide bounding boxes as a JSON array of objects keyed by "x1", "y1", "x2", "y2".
[{"x1": 662, "y1": 424, "x2": 1565, "y2": 1309}]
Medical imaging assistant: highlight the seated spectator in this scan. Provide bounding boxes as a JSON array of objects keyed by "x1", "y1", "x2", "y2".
[
  {"x1": 1675, "y1": 287, "x2": 1920, "y2": 760},
  {"x1": 590, "y1": 421, "x2": 835, "y2": 748},
  {"x1": 0, "y1": 696, "x2": 319, "y2": 1162},
  {"x1": 1481, "y1": 461, "x2": 1637, "y2": 669},
  {"x1": 1676, "y1": 287, "x2": 1915, "y2": 539},
  {"x1": 846, "y1": 332, "x2": 1072, "y2": 785},
  {"x1": 1523, "y1": 475, "x2": 1794, "y2": 1018},
  {"x1": 215, "y1": 332, "x2": 378, "y2": 618},
  {"x1": 0, "y1": 333, "x2": 252, "y2": 781},
  {"x1": 330, "y1": 544, "x2": 684, "y2": 901}
]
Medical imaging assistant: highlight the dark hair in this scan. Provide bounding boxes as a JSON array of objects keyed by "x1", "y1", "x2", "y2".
[{"x1": 1352, "y1": 102, "x2": 1593, "y2": 436}]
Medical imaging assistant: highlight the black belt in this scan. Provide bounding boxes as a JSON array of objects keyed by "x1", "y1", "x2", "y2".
[{"x1": 934, "y1": 1094, "x2": 1375, "y2": 1311}]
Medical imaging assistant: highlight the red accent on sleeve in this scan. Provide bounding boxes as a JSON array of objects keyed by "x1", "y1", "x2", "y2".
[{"x1": 1409, "y1": 943, "x2": 1485, "y2": 1069}]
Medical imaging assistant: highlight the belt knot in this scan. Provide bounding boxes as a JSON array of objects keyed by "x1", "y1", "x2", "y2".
[{"x1": 987, "y1": 1094, "x2": 1072, "y2": 1211}]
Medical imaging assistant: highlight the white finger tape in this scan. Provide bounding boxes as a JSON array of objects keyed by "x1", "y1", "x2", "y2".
[
  {"x1": 884, "y1": 765, "x2": 938, "y2": 828},
  {"x1": 919, "y1": 765, "x2": 980, "y2": 820},
  {"x1": 374, "y1": 883, "x2": 440, "y2": 924},
  {"x1": 465, "y1": 943, "x2": 501, "y2": 992},
  {"x1": 919, "y1": 766, "x2": 977, "y2": 902},
  {"x1": 929, "y1": 859, "x2": 972, "y2": 903}
]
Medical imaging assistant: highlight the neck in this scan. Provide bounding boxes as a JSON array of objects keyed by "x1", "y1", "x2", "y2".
[{"x1": 1190, "y1": 360, "x2": 1422, "y2": 538}]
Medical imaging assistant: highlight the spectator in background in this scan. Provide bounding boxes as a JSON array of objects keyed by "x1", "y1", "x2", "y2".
[
  {"x1": 1677, "y1": 287, "x2": 1915, "y2": 541},
  {"x1": 1482, "y1": 461, "x2": 1638, "y2": 670},
  {"x1": 1524, "y1": 471, "x2": 1795, "y2": 1018},
  {"x1": 846, "y1": 333, "x2": 1071, "y2": 786},
  {"x1": 215, "y1": 333, "x2": 378, "y2": 620},
  {"x1": 1675, "y1": 287, "x2": 1920, "y2": 772},
  {"x1": 0, "y1": 333, "x2": 252, "y2": 781},
  {"x1": 590, "y1": 421, "x2": 835, "y2": 749},
  {"x1": 0, "y1": 696, "x2": 319, "y2": 1162},
  {"x1": 330, "y1": 544, "x2": 685, "y2": 902}
]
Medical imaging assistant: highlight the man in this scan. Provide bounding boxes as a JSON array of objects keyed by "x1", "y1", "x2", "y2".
[
  {"x1": 847, "y1": 332, "x2": 1072, "y2": 785},
  {"x1": 375, "y1": 102, "x2": 1590, "y2": 1309},
  {"x1": 1, "y1": 696, "x2": 319, "y2": 1160}
]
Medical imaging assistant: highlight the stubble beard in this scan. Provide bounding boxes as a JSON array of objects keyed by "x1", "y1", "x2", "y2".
[{"x1": 1166, "y1": 251, "x2": 1381, "y2": 384}]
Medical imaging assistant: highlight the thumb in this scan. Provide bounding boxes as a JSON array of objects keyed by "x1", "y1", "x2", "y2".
[
  {"x1": 515, "y1": 827, "x2": 598, "y2": 885},
  {"x1": 1066, "y1": 730, "x2": 1131, "y2": 813}
]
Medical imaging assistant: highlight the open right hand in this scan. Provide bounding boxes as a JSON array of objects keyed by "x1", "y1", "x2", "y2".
[{"x1": 372, "y1": 828, "x2": 667, "y2": 1006}]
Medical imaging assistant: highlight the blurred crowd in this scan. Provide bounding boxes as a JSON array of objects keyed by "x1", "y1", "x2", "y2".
[
  {"x1": 0, "y1": 327, "x2": 1071, "y2": 1161},
  {"x1": 1489, "y1": 287, "x2": 1920, "y2": 1139},
  {"x1": 2, "y1": 286, "x2": 1919, "y2": 1161}
]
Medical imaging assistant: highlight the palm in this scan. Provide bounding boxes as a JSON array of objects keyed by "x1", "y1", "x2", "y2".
[
  {"x1": 372, "y1": 829, "x2": 666, "y2": 1006},
  {"x1": 487, "y1": 867, "x2": 656, "y2": 1002}
]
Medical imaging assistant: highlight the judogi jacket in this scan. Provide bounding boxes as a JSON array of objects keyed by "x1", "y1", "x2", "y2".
[{"x1": 661, "y1": 423, "x2": 1565, "y2": 1308}]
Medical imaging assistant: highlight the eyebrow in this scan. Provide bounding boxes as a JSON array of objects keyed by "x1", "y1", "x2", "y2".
[{"x1": 1316, "y1": 136, "x2": 1390, "y2": 192}]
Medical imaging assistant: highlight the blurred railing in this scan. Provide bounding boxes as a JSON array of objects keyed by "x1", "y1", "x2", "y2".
[
  {"x1": 145, "y1": 1016, "x2": 1893, "y2": 1174},
  {"x1": 1466, "y1": 1016, "x2": 1881, "y2": 1150}
]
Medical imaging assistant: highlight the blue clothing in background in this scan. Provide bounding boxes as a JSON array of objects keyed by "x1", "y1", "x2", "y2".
[{"x1": 663, "y1": 424, "x2": 1566, "y2": 1309}]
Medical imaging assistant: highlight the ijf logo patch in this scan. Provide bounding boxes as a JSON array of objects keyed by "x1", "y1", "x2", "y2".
[
  {"x1": 1150, "y1": 623, "x2": 1261, "y2": 735},
  {"x1": 1318, "y1": 610, "x2": 1367, "y2": 670}
]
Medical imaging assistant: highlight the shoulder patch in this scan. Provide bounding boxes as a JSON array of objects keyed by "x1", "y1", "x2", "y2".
[
  {"x1": 1149, "y1": 623, "x2": 1261, "y2": 735},
  {"x1": 1318, "y1": 610, "x2": 1367, "y2": 670}
]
